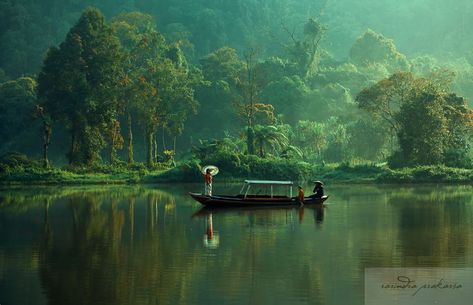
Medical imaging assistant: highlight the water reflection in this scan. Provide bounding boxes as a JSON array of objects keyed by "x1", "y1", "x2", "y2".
[
  {"x1": 0, "y1": 184, "x2": 472, "y2": 305},
  {"x1": 203, "y1": 214, "x2": 219, "y2": 249},
  {"x1": 387, "y1": 185, "x2": 473, "y2": 267},
  {"x1": 194, "y1": 205, "x2": 326, "y2": 226}
]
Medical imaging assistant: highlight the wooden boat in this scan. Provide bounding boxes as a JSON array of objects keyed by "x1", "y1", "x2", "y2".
[{"x1": 189, "y1": 180, "x2": 328, "y2": 208}]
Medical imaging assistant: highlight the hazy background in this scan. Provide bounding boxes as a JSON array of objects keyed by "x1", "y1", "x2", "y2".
[
  {"x1": 2, "y1": 0, "x2": 473, "y2": 78},
  {"x1": 1, "y1": 0, "x2": 472, "y2": 166}
]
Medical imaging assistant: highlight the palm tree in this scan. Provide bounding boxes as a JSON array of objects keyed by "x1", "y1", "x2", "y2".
[{"x1": 253, "y1": 125, "x2": 289, "y2": 158}]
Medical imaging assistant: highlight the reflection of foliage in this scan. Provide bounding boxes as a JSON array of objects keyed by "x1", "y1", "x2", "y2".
[
  {"x1": 0, "y1": 186, "x2": 174, "y2": 214},
  {"x1": 30, "y1": 188, "x2": 188, "y2": 305},
  {"x1": 3, "y1": 184, "x2": 473, "y2": 305},
  {"x1": 387, "y1": 185, "x2": 473, "y2": 265}
]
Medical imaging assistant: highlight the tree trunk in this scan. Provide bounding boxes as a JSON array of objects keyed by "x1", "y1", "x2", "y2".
[
  {"x1": 247, "y1": 126, "x2": 255, "y2": 155},
  {"x1": 162, "y1": 125, "x2": 167, "y2": 151},
  {"x1": 69, "y1": 130, "x2": 78, "y2": 165},
  {"x1": 109, "y1": 125, "x2": 116, "y2": 164},
  {"x1": 110, "y1": 142, "x2": 116, "y2": 165},
  {"x1": 147, "y1": 130, "x2": 154, "y2": 167},
  {"x1": 42, "y1": 121, "x2": 52, "y2": 168},
  {"x1": 173, "y1": 136, "x2": 176, "y2": 154},
  {"x1": 127, "y1": 112, "x2": 134, "y2": 164},
  {"x1": 153, "y1": 135, "x2": 158, "y2": 163}
]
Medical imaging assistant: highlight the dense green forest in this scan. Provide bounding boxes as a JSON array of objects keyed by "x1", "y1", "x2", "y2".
[{"x1": 1, "y1": 0, "x2": 473, "y2": 183}]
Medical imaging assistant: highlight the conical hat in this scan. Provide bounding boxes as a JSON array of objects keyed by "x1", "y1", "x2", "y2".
[{"x1": 202, "y1": 165, "x2": 219, "y2": 176}]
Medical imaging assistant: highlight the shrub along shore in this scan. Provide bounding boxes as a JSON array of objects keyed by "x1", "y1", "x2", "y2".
[{"x1": 1, "y1": 154, "x2": 472, "y2": 186}]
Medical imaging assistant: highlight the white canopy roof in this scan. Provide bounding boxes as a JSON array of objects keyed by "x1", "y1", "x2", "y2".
[{"x1": 244, "y1": 180, "x2": 293, "y2": 186}]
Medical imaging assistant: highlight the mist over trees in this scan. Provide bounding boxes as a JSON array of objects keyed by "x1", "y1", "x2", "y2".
[{"x1": 1, "y1": 0, "x2": 473, "y2": 171}]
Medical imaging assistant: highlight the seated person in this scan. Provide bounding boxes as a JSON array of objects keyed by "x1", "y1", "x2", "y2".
[{"x1": 310, "y1": 181, "x2": 324, "y2": 198}]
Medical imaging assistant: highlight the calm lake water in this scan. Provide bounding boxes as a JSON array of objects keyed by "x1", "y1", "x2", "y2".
[{"x1": 1, "y1": 183, "x2": 473, "y2": 305}]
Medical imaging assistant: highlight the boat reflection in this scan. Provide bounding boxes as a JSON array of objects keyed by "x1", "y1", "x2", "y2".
[{"x1": 193, "y1": 205, "x2": 326, "y2": 228}]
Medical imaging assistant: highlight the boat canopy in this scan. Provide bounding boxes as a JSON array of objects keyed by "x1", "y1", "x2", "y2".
[
  {"x1": 240, "y1": 180, "x2": 293, "y2": 198},
  {"x1": 244, "y1": 180, "x2": 293, "y2": 185}
]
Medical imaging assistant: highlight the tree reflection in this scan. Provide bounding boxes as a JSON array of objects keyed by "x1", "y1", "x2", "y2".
[
  {"x1": 389, "y1": 185, "x2": 473, "y2": 266},
  {"x1": 2, "y1": 184, "x2": 472, "y2": 305},
  {"x1": 35, "y1": 187, "x2": 181, "y2": 305}
]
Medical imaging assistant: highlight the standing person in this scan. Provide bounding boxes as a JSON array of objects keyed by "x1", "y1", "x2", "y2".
[
  {"x1": 311, "y1": 181, "x2": 324, "y2": 199},
  {"x1": 297, "y1": 185, "x2": 305, "y2": 206},
  {"x1": 204, "y1": 168, "x2": 212, "y2": 196}
]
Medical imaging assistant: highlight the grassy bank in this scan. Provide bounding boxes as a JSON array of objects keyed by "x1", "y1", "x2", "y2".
[{"x1": 1, "y1": 153, "x2": 473, "y2": 186}]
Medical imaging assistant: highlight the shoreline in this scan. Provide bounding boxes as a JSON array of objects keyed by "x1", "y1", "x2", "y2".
[{"x1": 1, "y1": 164, "x2": 472, "y2": 186}]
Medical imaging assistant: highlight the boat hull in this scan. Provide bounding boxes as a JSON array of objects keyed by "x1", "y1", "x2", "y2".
[{"x1": 189, "y1": 192, "x2": 328, "y2": 207}]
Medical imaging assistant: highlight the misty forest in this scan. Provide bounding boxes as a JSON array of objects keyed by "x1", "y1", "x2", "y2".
[{"x1": 1, "y1": 0, "x2": 473, "y2": 183}]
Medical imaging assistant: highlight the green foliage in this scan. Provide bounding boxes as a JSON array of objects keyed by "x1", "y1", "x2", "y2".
[
  {"x1": 252, "y1": 125, "x2": 289, "y2": 158},
  {"x1": 0, "y1": 77, "x2": 37, "y2": 147},
  {"x1": 286, "y1": 18, "x2": 325, "y2": 77},
  {"x1": 260, "y1": 76, "x2": 309, "y2": 124},
  {"x1": 394, "y1": 79, "x2": 472, "y2": 167},
  {"x1": 151, "y1": 159, "x2": 203, "y2": 182},
  {"x1": 294, "y1": 120, "x2": 327, "y2": 160},
  {"x1": 323, "y1": 117, "x2": 351, "y2": 163},
  {"x1": 2, "y1": 1, "x2": 473, "y2": 174},
  {"x1": 350, "y1": 29, "x2": 410, "y2": 73},
  {"x1": 37, "y1": 8, "x2": 122, "y2": 166},
  {"x1": 356, "y1": 72, "x2": 415, "y2": 132},
  {"x1": 377, "y1": 166, "x2": 473, "y2": 183},
  {"x1": 244, "y1": 156, "x2": 313, "y2": 181},
  {"x1": 396, "y1": 89, "x2": 447, "y2": 165},
  {"x1": 357, "y1": 71, "x2": 473, "y2": 168},
  {"x1": 189, "y1": 47, "x2": 243, "y2": 138},
  {"x1": 192, "y1": 138, "x2": 244, "y2": 174},
  {"x1": 257, "y1": 57, "x2": 295, "y2": 85},
  {"x1": 0, "y1": 152, "x2": 42, "y2": 175},
  {"x1": 347, "y1": 118, "x2": 389, "y2": 160},
  {"x1": 0, "y1": 69, "x2": 7, "y2": 83},
  {"x1": 200, "y1": 47, "x2": 242, "y2": 83},
  {"x1": 319, "y1": 162, "x2": 387, "y2": 183}
]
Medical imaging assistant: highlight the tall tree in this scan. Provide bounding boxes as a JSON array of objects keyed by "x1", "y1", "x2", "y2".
[
  {"x1": 37, "y1": 8, "x2": 122, "y2": 166},
  {"x1": 111, "y1": 12, "x2": 165, "y2": 164},
  {"x1": 135, "y1": 48, "x2": 199, "y2": 167},
  {"x1": 235, "y1": 48, "x2": 275, "y2": 154},
  {"x1": 285, "y1": 18, "x2": 325, "y2": 78},
  {"x1": 395, "y1": 81, "x2": 473, "y2": 166},
  {"x1": 33, "y1": 105, "x2": 52, "y2": 168},
  {"x1": 190, "y1": 47, "x2": 243, "y2": 139},
  {"x1": 355, "y1": 71, "x2": 415, "y2": 152},
  {"x1": 358, "y1": 71, "x2": 473, "y2": 166}
]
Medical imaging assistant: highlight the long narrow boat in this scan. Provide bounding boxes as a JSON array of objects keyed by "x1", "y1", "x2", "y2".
[{"x1": 189, "y1": 180, "x2": 328, "y2": 208}]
